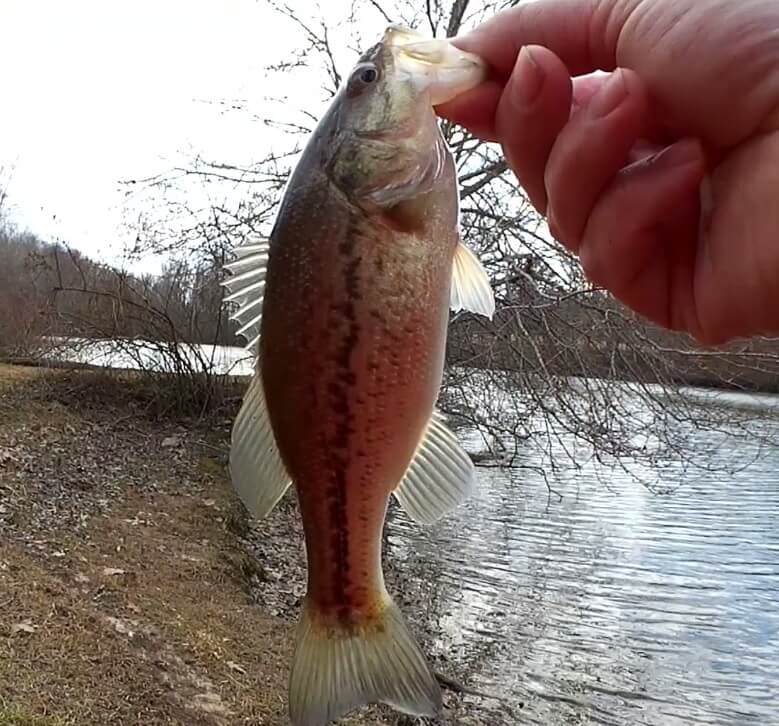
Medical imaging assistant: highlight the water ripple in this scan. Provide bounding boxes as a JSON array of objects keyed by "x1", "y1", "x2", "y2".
[{"x1": 385, "y1": 405, "x2": 779, "y2": 725}]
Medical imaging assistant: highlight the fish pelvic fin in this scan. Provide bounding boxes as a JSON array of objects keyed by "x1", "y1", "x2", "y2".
[
  {"x1": 229, "y1": 372, "x2": 291, "y2": 518},
  {"x1": 288, "y1": 595, "x2": 442, "y2": 726},
  {"x1": 450, "y1": 239, "x2": 495, "y2": 320},
  {"x1": 393, "y1": 410, "x2": 475, "y2": 525}
]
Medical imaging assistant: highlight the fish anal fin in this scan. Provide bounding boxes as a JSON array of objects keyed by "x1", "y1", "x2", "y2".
[
  {"x1": 393, "y1": 411, "x2": 475, "y2": 525},
  {"x1": 450, "y1": 240, "x2": 495, "y2": 319},
  {"x1": 288, "y1": 595, "x2": 441, "y2": 726},
  {"x1": 229, "y1": 373, "x2": 291, "y2": 518}
]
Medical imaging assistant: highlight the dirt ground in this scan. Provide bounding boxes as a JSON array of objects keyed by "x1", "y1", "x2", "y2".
[{"x1": 0, "y1": 365, "x2": 445, "y2": 726}]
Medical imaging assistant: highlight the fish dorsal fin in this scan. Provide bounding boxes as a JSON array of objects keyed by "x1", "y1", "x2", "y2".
[
  {"x1": 229, "y1": 373, "x2": 291, "y2": 519},
  {"x1": 393, "y1": 410, "x2": 475, "y2": 524},
  {"x1": 450, "y1": 240, "x2": 495, "y2": 319},
  {"x1": 221, "y1": 235, "x2": 270, "y2": 357},
  {"x1": 223, "y1": 238, "x2": 291, "y2": 517}
]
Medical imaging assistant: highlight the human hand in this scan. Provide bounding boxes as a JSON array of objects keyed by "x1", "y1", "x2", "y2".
[{"x1": 438, "y1": 0, "x2": 779, "y2": 344}]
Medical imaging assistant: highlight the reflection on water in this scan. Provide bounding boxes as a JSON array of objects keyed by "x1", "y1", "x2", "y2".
[{"x1": 385, "y1": 394, "x2": 779, "y2": 726}]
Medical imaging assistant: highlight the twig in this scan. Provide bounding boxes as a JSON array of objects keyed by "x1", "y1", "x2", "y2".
[
  {"x1": 435, "y1": 671, "x2": 510, "y2": 703},
  {"x1": 365, "y1": 0, "x2": 392, "y2": 23},
  {"x1": 194, "y1": 440, "x2": 229, "y2": 458}
]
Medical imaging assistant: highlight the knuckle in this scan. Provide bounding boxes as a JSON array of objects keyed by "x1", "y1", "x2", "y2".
[{"x1": 546, "y1": 204, "x2": 582, "y2": 254}]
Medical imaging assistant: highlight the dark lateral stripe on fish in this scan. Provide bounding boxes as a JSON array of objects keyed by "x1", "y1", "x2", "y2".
[{"x1": 323, "y1": 214, "x2": 365, "y2": 623}]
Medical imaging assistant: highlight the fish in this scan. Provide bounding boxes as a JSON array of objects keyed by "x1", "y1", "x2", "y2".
[{"x1": 222, "y1": 24, "x2": 494, "y2": 726}]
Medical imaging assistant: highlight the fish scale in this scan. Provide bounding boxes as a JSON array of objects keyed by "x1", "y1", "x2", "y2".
[{"x1": 222, "y1": 24, "x2": 495, "y2": 726}]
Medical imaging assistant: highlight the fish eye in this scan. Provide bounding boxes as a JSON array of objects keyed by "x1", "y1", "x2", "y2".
[
  {"x1": 359, "y1": 67, "x2": 378, "y2": 84},
  {"x1": 349, "y1": 63, "x2": 380, "y2": 90},
  {"x1": 346, "y1": 62, "x2": 381, "y2": 96}
]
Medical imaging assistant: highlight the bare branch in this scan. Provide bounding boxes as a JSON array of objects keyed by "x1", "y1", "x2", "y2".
[
  {"x1": 268, "y1": 1, "x2": 342, "y2": 95},
  {"x1": 446, "y1": 0, "x2": 472, "y2": 36},
  {"x1": 365, "y1": 0, "x2": 393, "y2": 23},
  {"x1": 426, "y1": 0, "x2": 439, "y2": 35},
  {"x1": 459, "y1": 160, "x2": 509, "y2": 198}
]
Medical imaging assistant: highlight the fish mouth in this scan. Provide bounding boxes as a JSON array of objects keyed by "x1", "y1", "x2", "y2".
[{"x1": 383, "y1": 24, "x2": 487, "y2": 105}]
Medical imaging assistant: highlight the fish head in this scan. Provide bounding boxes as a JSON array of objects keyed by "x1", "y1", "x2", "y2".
[
  {"x1": 323, "y1": 25, "x2": 486, "y2": 208},
  {"x1": 342, "y1": 24, "x2": 486, "y2": 128}
]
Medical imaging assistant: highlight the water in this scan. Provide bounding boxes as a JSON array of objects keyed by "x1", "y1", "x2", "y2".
[
  {"x1": 38, "y1": 336, "x2": 255, "y2": 376},
  {"x1": 385, "y1": 402, "x2": 779, "y2": 725}
]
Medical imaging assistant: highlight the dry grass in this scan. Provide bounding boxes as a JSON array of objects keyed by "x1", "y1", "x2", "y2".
[
  {"x1": 0, "y1": 704, "x2": 65, "y2": 726},
  {"x1": 0, "y1": 365, "x2": 398, "y2": 726},
  {"x1": 0, "y1": 495, "x2": 297, "y2": 725},
  {"x1": 0, "y1": 363, "x2": 42, "y2": 384}
]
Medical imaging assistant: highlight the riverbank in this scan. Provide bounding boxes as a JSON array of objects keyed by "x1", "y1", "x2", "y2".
[
  {"x1": 11, "y1": 325, "x2": 779, "y2": 396},
  {"x1": 0, "y1": 365, "x2": 480, "y2": 725}
]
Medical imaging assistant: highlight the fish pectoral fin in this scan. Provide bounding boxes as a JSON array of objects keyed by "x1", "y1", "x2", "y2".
[
  {"x1": 393, "y1": 410, "x2": 475, "y2": 525},
  {"x1": 288, "y1": 595, "x2": 441, "y2": 726},
  {"x1": 450, "y1": 239, "x2": 495, "y2": 319},
  {"x1": 221, "y1": 234, "x2": 270, "y2": 357},
  {"x1": 229, "y1": 373, "x2": 291, "y2": 519}
]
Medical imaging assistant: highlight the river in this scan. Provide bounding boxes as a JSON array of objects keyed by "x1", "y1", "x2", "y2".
[{"x1": 384, "y1": 396, "x2": 779, "y2": 725}]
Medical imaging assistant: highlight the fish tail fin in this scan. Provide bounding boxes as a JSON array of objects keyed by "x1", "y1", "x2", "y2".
[{"x1": 288, "y1": 595, "x2": 442, "y2": 726}]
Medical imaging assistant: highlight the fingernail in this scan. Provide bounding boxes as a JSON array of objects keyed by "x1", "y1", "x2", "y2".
[
  {"x1": 516, "y1": 46, "x2": 543, "y2": 105},
  {"x1": 589, "y1": 69, "x2": 628, "y2": 118}
]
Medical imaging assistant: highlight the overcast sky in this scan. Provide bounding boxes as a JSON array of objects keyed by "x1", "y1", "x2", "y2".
[{"x1": 0, "y1": 0, "x2": 370, "y2": 272}]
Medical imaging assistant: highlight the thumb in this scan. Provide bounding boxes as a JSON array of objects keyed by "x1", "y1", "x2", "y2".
[{"x1": 451, "y1": 0, "x2": 625, "y2": 78}]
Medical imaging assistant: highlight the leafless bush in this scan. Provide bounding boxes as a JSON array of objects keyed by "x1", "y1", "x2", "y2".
[{"x1": 43, "y1": 246, "x2": 250, "y2": 417}]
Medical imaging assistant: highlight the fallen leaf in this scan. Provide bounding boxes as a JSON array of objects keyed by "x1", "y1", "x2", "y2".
[
  {"x1": 11, "y1": 621, "x2": 37, "y2": 635},
  {"x1": 226, "y1": 661, "x2": 247, "y2": 675}
]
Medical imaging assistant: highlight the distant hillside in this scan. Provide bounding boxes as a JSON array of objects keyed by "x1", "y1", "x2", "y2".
[{"x1": 0, "y1": 227, "x2": 240, "y2": 357}]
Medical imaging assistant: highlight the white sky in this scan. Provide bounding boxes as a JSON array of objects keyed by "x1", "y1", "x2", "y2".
[
  {"x1": 0, "y1": 1, "x2": 539, "y2": 275},
  {"x1": 0, "y1": 0, "x2": 376, "y2": 272}
]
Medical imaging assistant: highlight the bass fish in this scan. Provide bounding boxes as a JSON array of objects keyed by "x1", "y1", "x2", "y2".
[{"x1": 223, "y1": 24, "x2": 494, "y2": 726}]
